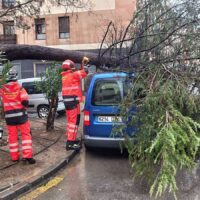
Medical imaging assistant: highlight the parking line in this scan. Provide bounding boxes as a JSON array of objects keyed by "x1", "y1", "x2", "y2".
[{"x1": 19, "y1": 176, "x2": 64, "y2": 200}]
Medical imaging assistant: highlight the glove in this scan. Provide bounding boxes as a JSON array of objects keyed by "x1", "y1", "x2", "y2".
[{"x1": 82, "y1": 57, "x2": 89, "y2": 66}]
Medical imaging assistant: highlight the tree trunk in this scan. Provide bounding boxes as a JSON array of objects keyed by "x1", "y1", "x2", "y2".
[
  {"x1": 0, "y1": 44, "x2": 112, "y2": 66},
  {"x1": 46, "y1": 97, "x2": 58, "y2": 131}
]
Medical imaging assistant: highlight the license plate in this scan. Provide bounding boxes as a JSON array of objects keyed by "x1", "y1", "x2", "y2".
[{"x1": 97, "y1": 116, "x2": 122, "y2": 122}]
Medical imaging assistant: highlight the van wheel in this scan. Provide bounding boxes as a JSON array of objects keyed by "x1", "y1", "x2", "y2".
[
  {"x1": 37, "y1": 105, "x2": 49, "y2": 119},
  {"x1": 84, "y1": 144, "x2": 93, "y2": 151}
]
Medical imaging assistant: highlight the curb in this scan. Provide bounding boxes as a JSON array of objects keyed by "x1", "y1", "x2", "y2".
[{"x1": 0, "y1": 150, "x2": 79, "y2": 200}]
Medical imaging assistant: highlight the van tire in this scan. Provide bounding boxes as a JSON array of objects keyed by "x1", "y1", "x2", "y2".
[
  {"x1": 37, "y1": 105, "x2": 49, "y2": 119},
  {"x1": 84, "y1": 144, "x2": 93, "y2": 151}
]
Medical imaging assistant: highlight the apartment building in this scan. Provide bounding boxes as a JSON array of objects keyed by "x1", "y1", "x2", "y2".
[{"x1": 0, "y1": 0, "x2": 135, "y2": 78}]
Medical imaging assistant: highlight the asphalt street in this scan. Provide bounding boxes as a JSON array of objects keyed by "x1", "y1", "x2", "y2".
[{"x1": 18, "y1": 145, "x2": 200, "y2": 200}]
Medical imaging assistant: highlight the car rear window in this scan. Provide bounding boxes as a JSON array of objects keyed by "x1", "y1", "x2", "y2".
[{"x1": 92, "y1": 78, "x2": 128, "y2": 106}]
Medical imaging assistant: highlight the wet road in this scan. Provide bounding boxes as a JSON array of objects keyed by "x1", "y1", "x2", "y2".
[
  {"x1": 19, "y1": 115, "x2": 200, "y2": 200},
  {"x1": 20, "y1": 147, "x2": 200, "y2": 200},
  {"x1": 21, "y1": 148, "x2": 140, "y2": 200}
]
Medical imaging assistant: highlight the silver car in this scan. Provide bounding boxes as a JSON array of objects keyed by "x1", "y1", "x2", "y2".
[{"x1": 18, "y1": 78, "x2": 65, "y2": 118}]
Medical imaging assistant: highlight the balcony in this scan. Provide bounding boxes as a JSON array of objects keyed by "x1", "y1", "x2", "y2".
[{"x1": 0, "y1": 34, "x2": 17, "y2": 44}]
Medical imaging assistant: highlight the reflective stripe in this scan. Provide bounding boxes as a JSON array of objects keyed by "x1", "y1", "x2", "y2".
[
  {"x1": 5, "y1": 111, "x2": 27, "y2": 118},
  {"x1": 67, "y1": 123, "x2": 76, "y2": 128},
  {"x1": 63, "y1": 86, "x2": 79, "y2": 90},
  {"x1": 9, "y1": 143, "x2": 18, "y2": 147},
  {"x1": 4, "y1": 102, "x2": 21, "y2": 106},
  {"x1": 9, "y1": 148, "x2": 18, "y2": 152},
  {"x1": 67, "y1": 129, "x2": 75, "y2": 133},
  {"x1": 67, "y1": 127, "x2": 77, "y2": 131},
  {"x1": 22, "y1": 140, "x2": 32, "y2": 144},
  {"x1": 64, "y1": 98, "x2": 75, "y2": 102},
  {"x1": 22, "y1": 146, "x2": 32, "y2": 150},
  {"x1": 63, "y1": 97, "x2": 80, "y2": 102},
  {"x1": 21, "y1": 94, "x2": 28, "y2": 98}
]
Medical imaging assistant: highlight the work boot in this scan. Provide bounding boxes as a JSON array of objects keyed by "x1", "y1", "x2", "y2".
[
  {"x1": 66, "y1": 141, "x2": 81, "y2": 151},
  {"x1": 22, "y1": 158, "x2": 36, "y2": 164},
  {"x1": 74, "y1": 139, "x2": 81, "y2": 144},
  {"x1": 74, "y1": 138, "x2": 82, "y2": 148}
]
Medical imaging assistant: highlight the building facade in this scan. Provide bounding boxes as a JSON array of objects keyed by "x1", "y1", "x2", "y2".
[{"x1": 0, "y1": 0, "x2": 135, "y2": 78}]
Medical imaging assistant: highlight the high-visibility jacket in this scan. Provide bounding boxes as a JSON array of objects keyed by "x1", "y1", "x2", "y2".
[
  {"x1": 0, "y1": 81, "x2": 29, "y2": 125},
  {"x1": 61, "y1": 68, "x2": 87, "y2": 103}
]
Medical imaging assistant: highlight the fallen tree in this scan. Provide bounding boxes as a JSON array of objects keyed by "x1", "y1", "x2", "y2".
[{"x1": 0, "y1": 44, "x2": 114, "y2": 67}]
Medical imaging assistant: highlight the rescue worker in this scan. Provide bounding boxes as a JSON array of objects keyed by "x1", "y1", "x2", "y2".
[
  {"x1": 0, "y1": 69, "x2": 36, "y2": 164},
  {"x1": 61, "y1": 57, "x2": 89, "y2": 150}
]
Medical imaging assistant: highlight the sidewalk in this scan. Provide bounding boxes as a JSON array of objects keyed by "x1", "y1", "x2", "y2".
[{"x1": 0, "y1": 117, "x2": 79, "y2": 200}]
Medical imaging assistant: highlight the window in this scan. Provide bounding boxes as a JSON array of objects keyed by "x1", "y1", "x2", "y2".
[
  {"x1": 59, "y1": 16, "x2": 70, "y2": 39},
  {"x1": 2, "y1": 0, "x2": 15, "y2": 8},
  {"x1": 22, "y1": 82, "x2": 42, "y2": 95},
  {"x1": 35, "y1": 18, "x2": 46, "y2": 40},
  {"x1": 84, "y1": 74, "x2": 94, "y2": 92},
  {"x1": 92, "y1": 80, "x2": 125, "y2": 106},
  {"x1": 3, "y1": 21, "x2": 15, "y2": 35},
  {"x1": 34, "y1": 62, "x2": 57, "y2": 77}
]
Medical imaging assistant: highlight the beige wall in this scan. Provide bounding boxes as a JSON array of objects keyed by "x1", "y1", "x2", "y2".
[
  {"x1": 40, "y1": 0, "x2": 116, "y2": 14},
  {"x1": 13, "y1": 0, "x2": 136, "y2": 50}
]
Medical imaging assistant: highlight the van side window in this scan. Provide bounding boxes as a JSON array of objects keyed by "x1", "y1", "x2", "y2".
[
  {"x1": 92, "y1": 80, "x2": 122, "y2": 106},
  {"x1": 22, "y1": 82, "x2": 42, "y2": 95}
]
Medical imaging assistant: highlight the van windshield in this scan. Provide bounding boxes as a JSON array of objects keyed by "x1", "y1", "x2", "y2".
[{"x1": 92, "y1": 78, "x2": 128, "y2": 106}]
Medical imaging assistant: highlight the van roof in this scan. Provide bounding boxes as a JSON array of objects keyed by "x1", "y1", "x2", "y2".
[
  {"x1": 18, "y1": 77, "x2": 42, "y2": 83},
  {"x1": 90, "y1": 72, "x2": 132, "y2": 79}
]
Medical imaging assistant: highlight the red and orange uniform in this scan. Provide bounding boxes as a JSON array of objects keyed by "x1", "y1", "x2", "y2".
[
  {"x1": 61, "y1": 59, "x2": 88, "y2": 143},
  {"x1": 0, "y1": 81, "x2": 33, "y2": 161}
]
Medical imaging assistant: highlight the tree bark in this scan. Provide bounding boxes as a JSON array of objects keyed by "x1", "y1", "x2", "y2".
[
  {"x1": 0, "y1": 44, "x2": 108, "y2": 66},
  {"x1": 46, "y1": 97, "x2": 58, "y2": 131}
]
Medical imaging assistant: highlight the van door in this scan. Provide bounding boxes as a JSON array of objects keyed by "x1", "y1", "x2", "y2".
[{"x1": 85, "y1": 78, "x2": 126, "y2": 138}]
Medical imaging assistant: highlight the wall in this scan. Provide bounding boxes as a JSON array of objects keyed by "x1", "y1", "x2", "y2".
[
  {"x1": 15, "y1": 0, "x2": 135, "y2": 50},
  {"x1": 1, "y1": 0, "x2": 135, "y2": 78}
]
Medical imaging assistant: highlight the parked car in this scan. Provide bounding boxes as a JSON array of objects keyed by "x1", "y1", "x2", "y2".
[
  {"x1": 83, "y1": 72, "x2": 136, "y2": 149},
  {"x1": 18, "y1": 78, "x2": 65, "y2": 118}
]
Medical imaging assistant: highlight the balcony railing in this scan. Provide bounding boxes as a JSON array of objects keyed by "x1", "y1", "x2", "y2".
[{"x1": 0, "y1": 34, "x2": 17, "y2": 44}]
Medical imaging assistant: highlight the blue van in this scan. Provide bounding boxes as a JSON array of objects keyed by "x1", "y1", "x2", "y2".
[{"x1": 83, "y1": 72, "x2": 136, "y2": 149}]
